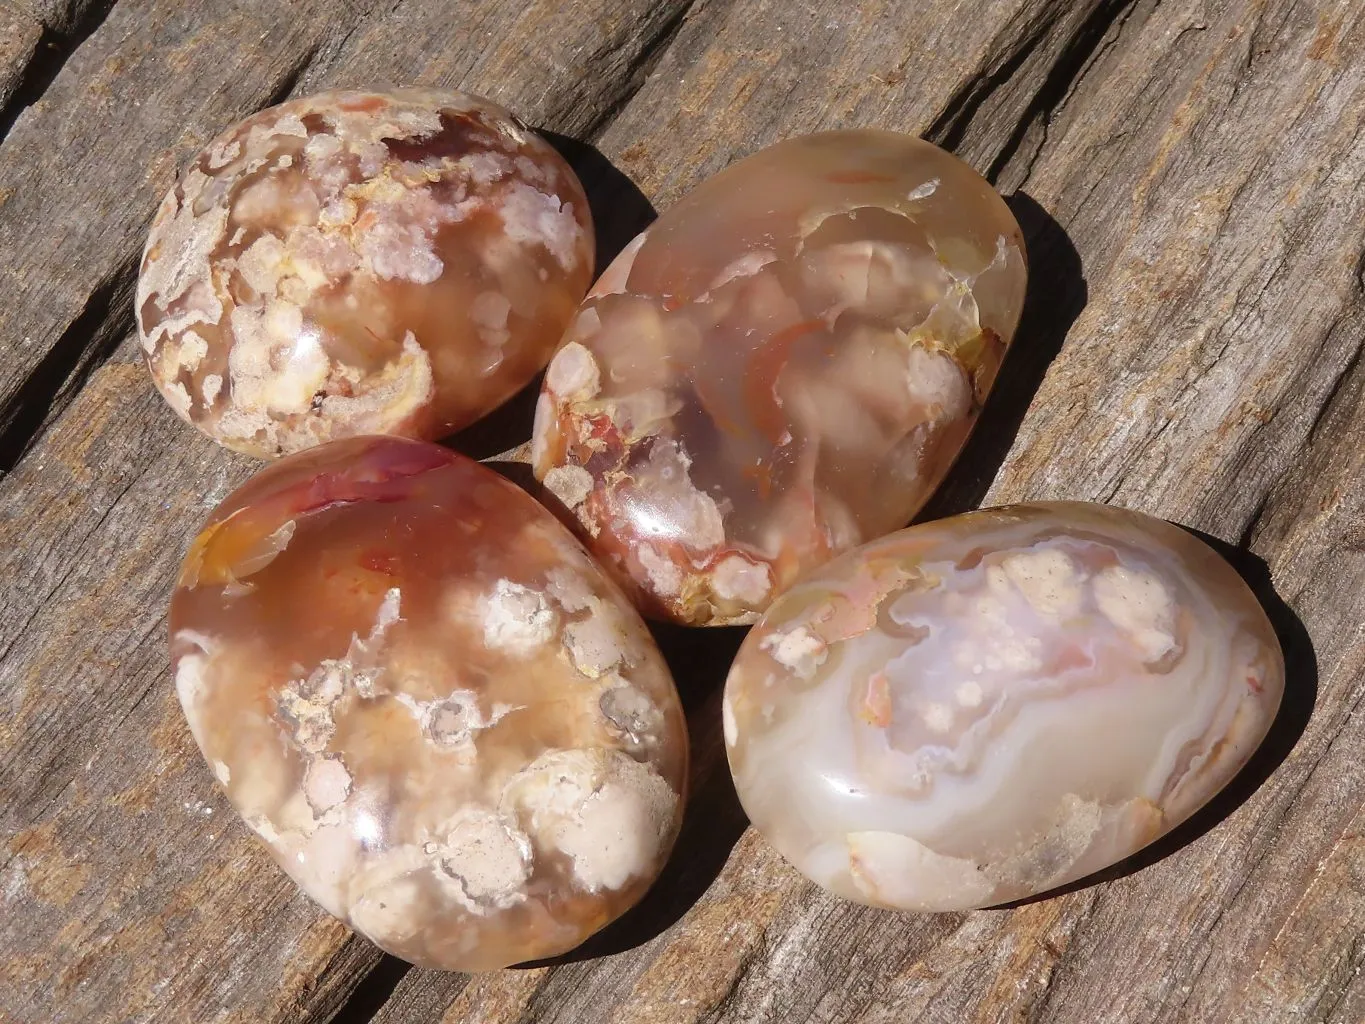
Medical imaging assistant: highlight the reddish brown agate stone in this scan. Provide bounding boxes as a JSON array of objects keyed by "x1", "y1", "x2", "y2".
[
  {"x1": 170, "y1": 436, "x2": 687, "y2": 970},
  {"x1": 139, "y1": 89, "x2": 593, "y2": 457},
  {"x1": 532, "y1": 130, "x2": 1026, "y2": 625}
]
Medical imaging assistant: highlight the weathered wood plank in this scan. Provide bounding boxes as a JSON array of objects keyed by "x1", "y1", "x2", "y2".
[
  {"x1": 0, "y1": 2, "x2": 706, "y2": 1022},
  {"x1": 960, "y1": 2, "x2": 1365, "y2": 1019},
  {"x1": 11, "y1": 0, "x2": 110, "y2": 36},
  {"x1": 0, "y1": 2, "x2": 41, "y2": 112},
  {"x1": 3, "y1": 0, "x2": 1364, "y2": 1021},
  {"x1": 597, "y1": 0, "x2": 1116, "y2": 207},
  {"x1": 0, "y1": 0, "x2": 366, "y2": 469},
  {"x1": 0, "y1": 0, "x2": 117, "y2": 132},
  {"x1": 370, "y1": 0, "x2": 1365, "y2": 1020}
]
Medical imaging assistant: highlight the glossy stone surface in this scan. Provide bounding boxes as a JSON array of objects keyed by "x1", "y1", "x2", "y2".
[
  {"x1": 724, "y1": 502, "x2": 1283, "y2": 911},
  {"x1": 532, "y1": 130, "x2": 1026, "y2": 626},
  {"x1": 170, "y1": 436, "x2": 686, "y2": 970},
  {"x1": 138, "y1": 89, "x2": 593, "y2": 458}
]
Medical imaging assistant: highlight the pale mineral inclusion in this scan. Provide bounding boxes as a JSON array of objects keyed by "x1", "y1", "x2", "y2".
[
  {"x1": 170, "y1": 436, "x2": 687, "y2": 970},
  {"x1": 723, "y1": 502, "x2": 1284, "y2": 911},
  {"x1": 531, "y1": 130, "x2": 1027, "y2": 626},
  {"x1": 138, "y1": 89, "x2": 594, "y2": 458}
]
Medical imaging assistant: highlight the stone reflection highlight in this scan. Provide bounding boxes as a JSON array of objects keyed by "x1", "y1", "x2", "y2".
[
  {"x1": 532, "y1": 130, "x2": 1026, "y2": 625},
  {"x1": 138, "y1": 89, "x2": 593, "y2": 458},
  {"x1": 170, "y1": 436, "x2": 687, "y2": 970},
  {"x1": 723, "y1": 502, "x2": 1284, "y2": 911}
]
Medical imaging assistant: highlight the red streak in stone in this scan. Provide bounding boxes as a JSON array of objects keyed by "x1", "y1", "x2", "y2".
[
  {"x1": 741, "y1": 459, "x2": 775, "y2": 499},
  {"x1": 285, "y1": 448, "x2": 453, "y2": 518},
  {"x1": 337, "y1": 95, "x2": 390, "y2": 113},
  {"x1": 1048, "y1": 643, "x2": 1095, "y2": 675},
  {"x1": 186, "y1": 441, "x2": 458, "y2": 588},
  {"x1": 692, "y1": 375, "x2": 745, "y2": 440},
  {"x1": 744, "y1": 319, "x2": 824, "y2": 445},
  {"x1": 360, "y1": 550, "x2": 401, "y2": 575},
  {"x1": 859, "y1": 671, "x2": 894, "y2": 727}
]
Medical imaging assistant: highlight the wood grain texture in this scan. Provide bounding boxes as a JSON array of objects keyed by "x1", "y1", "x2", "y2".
[
  {"x1": 10, "y1": 0, "x2": 110, "y2": 35},
  {"x1": 0, "y1": 2, "x2": 700, "y2": 1022},
  {"x1": 0, "y1": 3, "x2": 41, "y2": 112},
  {"x1": 1, "y1": 0, "x2": 1362, "y2": 1021}
]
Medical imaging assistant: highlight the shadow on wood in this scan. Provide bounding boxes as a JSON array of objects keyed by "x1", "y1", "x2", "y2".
[
  {"x1": 330, "y1": 953, "x2": 411, "y2": 1024},
  {"x1": 917, "y1": 190, "x2": 1087, "y2": 522},
  {"x1": 439, "y1": 132, "x2": 658, "y2": 463},
  {"x1": 995, "y1": 529, "x2": 1317, "y2": 909},
  {"x1": 536, "y1": 128, "x2": 659, "y2": 280},
  {"x1": 521, "y1": 621, "x2": 751, "y2": 965}
]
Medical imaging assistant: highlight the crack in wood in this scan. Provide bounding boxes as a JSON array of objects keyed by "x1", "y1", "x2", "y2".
[
  {"x1": 579, "y1": 0, "x2": 702, "y2": 143},
  {"x1": 0, "y1": 0, "x2": 116, "y2": 147},
  {"x1": 988, "y1": 0, "x2": 1146, "y2": 185},
  {"x1": 4, "y1": 0, "x2": 1365, "y2": 1020},
  {"x1": 925, "y1": 6, "x2": 1060, "y2": 155},
  {"x1": 329, "y1": 954, "x2": 411, "y2": 1024},
  {"x1": 0, "y1": 254, "x2": 134, "y2": 474}
]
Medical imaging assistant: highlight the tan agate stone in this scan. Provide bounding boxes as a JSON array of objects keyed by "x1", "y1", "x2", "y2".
[
  {"x1": 724, "y1": 502, "x2": 1284, "y2": 911},
  {"x1": 138, "y1": 89, "x2": 593, "y2": 458},
  {"x1": 531, "y1": 130, "x2": 1026, "y2": 626},
  {"x1": 170, "y1": 436, "x2": 687, "y2": 970}
]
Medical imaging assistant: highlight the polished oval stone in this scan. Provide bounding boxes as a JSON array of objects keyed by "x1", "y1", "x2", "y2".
[
  {"x1": 531, "y1": 130, "x2": 1026, "y2": 625},
  {"x1": 170, "y1": 436, "x2": 687, "y2": 970},
  {"x1": 723, "y1": 501, "x2": 1283, "y2": 911},
  {"x1": 138, "y1": 89, "x2": 593, "y2": 458}
]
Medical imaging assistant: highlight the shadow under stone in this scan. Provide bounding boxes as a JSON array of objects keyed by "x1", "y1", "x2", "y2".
[{"x1": 917, "y1": 190, "x2": 1088, "y2": 523}]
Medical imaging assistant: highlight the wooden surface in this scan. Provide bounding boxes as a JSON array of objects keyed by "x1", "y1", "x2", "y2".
[{"x1": 1, "y1": 0, "x2": 1362, "y2": 1021}]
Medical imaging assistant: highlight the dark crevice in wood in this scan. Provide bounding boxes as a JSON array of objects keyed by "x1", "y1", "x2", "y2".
[
  {"x1": 0, "y1": 255, "x2": 135, "y2": 475},
  {"x1": 328, "y1": 954, "x2": 410, "y2": 1024},
  {"x1": 262, "y1": 41, "x2": 320, "y2": 111},
  {"x1": 579, "y1": 0, "x2": 701, "y2": 143},
  {"x1": 925, "y1": 9, "x2": 1059, "y2": 154},
  {"x1": 1237, "y1": 489, "x2": 1270, "y2": 550},
  {"x1": 0, "y1": 0, "x2": 116, "y2": 147},
  {"x1": 507, "y1": 973, "x2": 558, "y2": 1024},
  {"x1": 1309, "y1": 931, "x2": 1365, "y2": 1024},
  {"x1": 1304, "y1": 261, "x2": 1365, "y2": 446},
  {"x1": 1306, "y1": 331, "x2": 1365, "y2": 444},
  {"x1": 0, "y1": 39, "x2": 323, "y2": 478},
  {"x1": 985, "y1": 0, "x2": 1141, "y2": 184}
]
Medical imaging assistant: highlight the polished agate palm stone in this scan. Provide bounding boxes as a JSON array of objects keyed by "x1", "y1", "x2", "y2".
[
  {"x1": 724, "y1": 502, "x2": 1283, "y2": 911},
  {"x1": 531, "y1": 131, "x2": 1026, "y2": 626},
  {"x1": 170, "y1": 437, "x2": 686, "y2": 970},
  {"x1": 138, "y1": 89, "x2": 593, "y2": 458}
]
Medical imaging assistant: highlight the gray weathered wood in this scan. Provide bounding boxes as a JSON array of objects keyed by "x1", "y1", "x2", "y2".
[
  {"x1": 0, "y1": 0, "x2": 360, "y2": 467},
  {"x1": 0, "y1": 1, "x2": 704, "y2": 1021},
  {"x1": 11, "y1": 0, "x2": 108, "y2": 36},
  {"x1": 1, "y1": 0, "x2": 1363, "y2": 1021},
  {"x1": 0, "y1": 2, "x2": 41, "y2": 112},
  {"x1": 373, "y1": 0, "x2": 1365, "y2": 1019}
]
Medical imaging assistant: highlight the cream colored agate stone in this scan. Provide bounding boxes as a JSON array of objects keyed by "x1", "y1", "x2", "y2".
[
  {"x1": 723, "y1": 502, "x2": 1283, "y2": 911},
  {"x1": 531, "y1": 130, "x2": 1026, "y2": 626},
  {"x1": 138, "y1": 89, "x2": 593, "y2": 458},
  {"x1": 170, "y1": 436, "x2": 687, "y2": 970}
]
